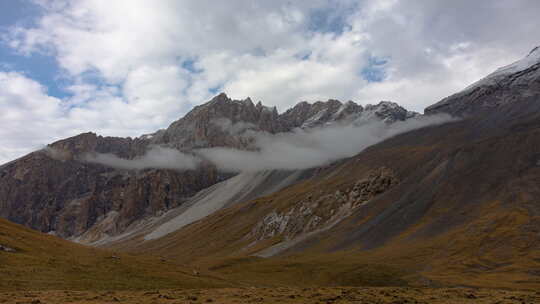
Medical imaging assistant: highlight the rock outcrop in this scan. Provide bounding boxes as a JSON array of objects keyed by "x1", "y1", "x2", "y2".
[{"x1": 250, "y1": 167, "x2": 399, "y2": 243}]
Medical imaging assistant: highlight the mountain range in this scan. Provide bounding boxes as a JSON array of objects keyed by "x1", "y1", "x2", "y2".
[
  {"x1": 0, "y1": 92, "x2": 421, "y2": 242},
  {"x1": 1, "y1": 46, "x2": 540, "y2": 290}
]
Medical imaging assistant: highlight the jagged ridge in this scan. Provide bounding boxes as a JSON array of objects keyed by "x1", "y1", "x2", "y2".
[{"x1": 0, "y1": 93, "x2": 416, "y2": 240}]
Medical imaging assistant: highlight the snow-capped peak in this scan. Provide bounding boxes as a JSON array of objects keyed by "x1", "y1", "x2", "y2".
[
  {"x1": 425, "y1": 45, "x2": 540, "y2": 116},
  {"x1": 489, "y1": 46, "x2": 540, "y2": 78},
  {"x1": 365, "y1": 101, "x2": 400, "y2": 110},
  {"x1": 360, "y1": 101, "x2": 417, "y2": 123},
  {"x1": 463, "y1": 46, "x2": 540, "y2": 91}
]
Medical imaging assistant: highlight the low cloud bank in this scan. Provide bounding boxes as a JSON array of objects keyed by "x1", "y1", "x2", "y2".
[
  {"x1": 198, "y1": 114, "x2": 454, "y2": 171},
  {"x1": 83, "y1": 146, "x2": 199, "y2": 170},
  {"x1": 79, "y1": 114, "x2": 453, "y2": 172}
]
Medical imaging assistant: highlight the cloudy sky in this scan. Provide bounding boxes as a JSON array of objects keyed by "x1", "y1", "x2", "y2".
[{"x1": 0, "y1": 0, "x2": 539, "y2": 164}]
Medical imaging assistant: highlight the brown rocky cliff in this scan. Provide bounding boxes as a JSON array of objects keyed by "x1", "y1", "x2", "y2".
[{"x1": 0, "y1": 146, "x2": 224, "y2": 238}]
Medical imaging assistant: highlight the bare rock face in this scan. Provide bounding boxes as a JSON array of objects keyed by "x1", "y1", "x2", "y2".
[
  {"x1": 348, "y1": 167, "x2": 400, "y2": 204},
  {"x1": 148, "y1": 93, "x2": 416, "y2": 151},
  {"x1": 0, "y1": 92, "x2": 412, "y2": 241},
  {"x1": 151, "y1": 93, "x2": 285, "y2": 150},
  {"x1": 278, "y1": 99, "x2": 358, "y2": 129},
  {"x1": 250, "y1": 167, "x2": 399, "y2": 243},
  {"x1": 363, "y1": 102, "x2": 419, "y2": 123},
  {"x1": 278, "y1": 99, "x2": 416, "y2": 129},
  {"x1": 0, "y1": 146, "x2": 224, "y2": 238},
  {"x1": 48, "y1": 132, "x2": 145, "y2": 159}
]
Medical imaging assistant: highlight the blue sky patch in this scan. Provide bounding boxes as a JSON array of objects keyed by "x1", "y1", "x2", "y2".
[
  {"x1": 0, "y1": 0, "x2": 41, "y2": 28},
  {"x1": 361, "y1": 56, "x2": 388, "y2": 83},
  {"x1": 208, "y1": 85, "x2": 222, "y2": 95},
  {"x1": 294, "y1": 50, "x2": 312, "y2": 61},
  {"x1": 0, "y1": 1, "x2": 70, "y2": 98},
  {"x1": 307, "y1": 3, "x2": 355, "y2": 35},
  {"x1": 180, "y1": 58, "x2": 202, "y2": 74},
  {"x1": 0, "y1": 47, "x2": 69, "y2": 98}
]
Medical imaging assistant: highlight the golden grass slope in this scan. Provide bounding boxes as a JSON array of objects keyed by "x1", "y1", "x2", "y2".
[{"x1": 0, "y1": 218, "x2": 231, "y2": 291}]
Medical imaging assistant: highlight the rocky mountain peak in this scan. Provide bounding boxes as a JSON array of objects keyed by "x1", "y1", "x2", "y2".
[
  {"x1": 277, "y1": 98, "x2": 418, "y2": 129},
  {"x1": 44, "y1": 94, "x2": 419, "y2": 157},
  {"x1": 151, "y1": 93, "x2": 285, "y2": 149},
  {"x1": 47, "y1": 132, "x2": 144, "y2": 160},
  {"x1": 279, "y1": 99, "x2": 362, "y2": 129},
  {"x1": 210, "y1": 92, "x2": 230, "y2": 102},
  {"x1": 0, "y1": 90, "x2": 420, "y2": 241},
  {"x1": 243, "y1": 97, "x2": 254, "y2": 105},
  {"x1": 362, "y1": 101, "x2": 419, "y2": 123},
  {"x1": 255, "y1": 100, "x2": 263, "y2": 109},
  {"x1": 192, "y1": 93, "x2": 277, "y2": 118}
]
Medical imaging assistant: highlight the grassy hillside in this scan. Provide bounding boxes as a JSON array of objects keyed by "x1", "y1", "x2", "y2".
[
  {"x1": 0, "y1": 218, "x2": 231, "y2": 291},
  {"x1": 108, "y1": 102, "x2": 540, "y2": 290}
]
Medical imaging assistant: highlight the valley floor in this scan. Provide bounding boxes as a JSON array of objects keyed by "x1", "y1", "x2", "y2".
[{"x1": 0, "y1": 287, "x2": 539, "y2": 304}]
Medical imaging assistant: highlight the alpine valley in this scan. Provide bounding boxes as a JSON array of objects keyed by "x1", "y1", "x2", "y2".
[{"x1": 1, "y1": 47, "x2": 540, "y2": 303}]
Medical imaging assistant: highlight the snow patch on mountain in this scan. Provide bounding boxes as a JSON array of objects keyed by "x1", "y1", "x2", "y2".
[
  {"x1": 425, "y1": 46, "x2": 540, "y2": 116},
  {"x1": 465, "y1": 46, "x2": 540, "y2": 91},
  {"x1": 489, "y1": 46, "x2": 540, "y2": 77}
]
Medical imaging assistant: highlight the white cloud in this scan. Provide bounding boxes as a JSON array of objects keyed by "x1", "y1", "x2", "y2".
[
  {"x1": 218, "y1": 32, "x2": 370, "y2": 110},
  {"x1": 75, "y1": 115, "x2": 454, "y2": 172},
  {"x1": 1, "y1": 0, "x2": 540, "y2": 164},
  {"x1": 0, "y1": 71, "x2": 68, "y2": 164},
  {"x1": 84, "y1": 146, "x2": 200, "y2": 170},
  {"x1": 199, "y1": 114, "x2": 454, "y2": 172},
  {"x1": 347, "y1": 0, "x2": 540, "y2": 109}
]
